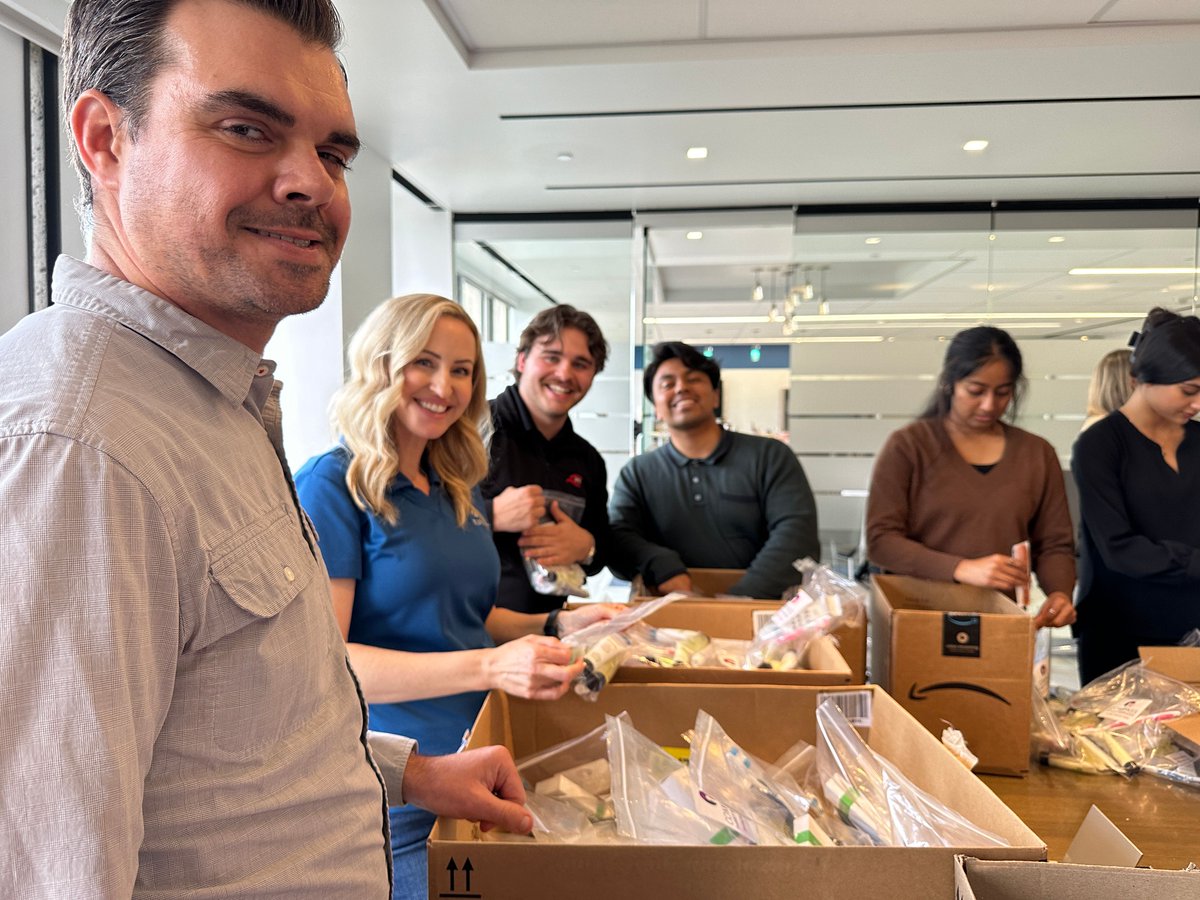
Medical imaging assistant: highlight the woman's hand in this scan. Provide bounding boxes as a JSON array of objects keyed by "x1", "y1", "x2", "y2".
[
  {"x1": 556, "y1": 603, "x2": 625, "y2": 637},
  {"x1": 953, "y1": 553, "x2": 1029, "y2": 591},
  {"x1": 483, "y1": 634, "x2": 583, "y2": 700},
  {"x1": 1033, "y1": 591, "x2": 1076, "y2": 629}
]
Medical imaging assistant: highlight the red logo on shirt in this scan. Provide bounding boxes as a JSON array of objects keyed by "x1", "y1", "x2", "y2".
[{"x1": 565, "y1": 473, "x2": 584, "y2": 489}]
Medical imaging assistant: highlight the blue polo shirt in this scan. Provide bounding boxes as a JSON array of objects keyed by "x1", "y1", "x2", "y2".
[{"x1": 295, "y1": 446, "x2": 499, "y2": 757}]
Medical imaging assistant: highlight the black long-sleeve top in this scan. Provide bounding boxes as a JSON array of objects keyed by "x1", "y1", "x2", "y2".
[
  {"x1": 1072, "y1": 411, "x2": 1200, "y2": 646},
  {"x1": 481, "y1": 385, "x2": 610, "y2": 614}
]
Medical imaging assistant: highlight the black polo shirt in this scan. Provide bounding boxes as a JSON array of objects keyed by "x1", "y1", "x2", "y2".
[{"x1": 481, "y1": 384, "x2": 610, "y2": 614}]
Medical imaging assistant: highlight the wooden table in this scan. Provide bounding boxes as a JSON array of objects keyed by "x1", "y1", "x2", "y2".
[{"x1": 981, "y1": 764, "x2": 1200, "y2": 868}]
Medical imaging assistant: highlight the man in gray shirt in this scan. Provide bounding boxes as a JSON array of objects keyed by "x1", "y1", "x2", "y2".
[
  {"x1": 0, "y1": 1, "x2": 528, "y2": 896},
  {"x1": 610, "y1": 341, "x2": 819, "y2": 598}
]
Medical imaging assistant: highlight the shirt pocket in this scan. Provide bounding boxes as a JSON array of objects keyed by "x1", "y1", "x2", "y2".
[{"x1": 200, "y1": 507, "x2": 332, "y2": 755}]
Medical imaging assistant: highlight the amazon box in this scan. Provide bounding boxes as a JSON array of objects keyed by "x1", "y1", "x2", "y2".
[
  {"x1": 954, "y1": 856, "x2": 1200, "y2": 900},
  {"x1": 613, "y1": 599, "x2": 852, "y2": 687},
  {"x1": 871, "y1": 575, "x2": 1034, "y2": 776},
  {"x1": 634, "y1": 567, "x2": 869, "y2": 683},
  {"x1": 428, "y1": 685, "x2": 1044, "y2": 900}
]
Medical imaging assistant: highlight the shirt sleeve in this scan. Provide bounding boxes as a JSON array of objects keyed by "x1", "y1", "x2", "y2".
[
  {"x1": 581, "y1": 451, "x2": 611, "y2": 576},
  {"x1": 866, "y1": 428, "x2": 963, "y2": 582},
  {"x1": 731, "y1": 441, "x2": 820, "y2": 599},
  {"x1": 607, "y1": 459, "x2": 687, "y2": 587},
  {"x1": 1029, "y1": 439, "x2": 1077, "y2": 597},
  {"x1": 1073, "y1": 425, "x2": 1200, "y2": 585},
  {"x1": 295, "y1": 454, "x2": 365, "y2": 580},
  {"x1": 0, "y1": 434, "x2": 179, "y2": 899},
  {"x1": 366, "y1": 730, "x2": 416, "y2": 806}
]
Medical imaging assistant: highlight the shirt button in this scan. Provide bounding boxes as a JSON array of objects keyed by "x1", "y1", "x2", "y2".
[
  {"x1": 692, "y1": 476, "x2": 700, "y2": 483},
  {"x1": 283, "y1": 566, "x2": 296, "y2": 582},
  {"x1": 693, "y1": 493, "x2": 702, "y2": 501}
]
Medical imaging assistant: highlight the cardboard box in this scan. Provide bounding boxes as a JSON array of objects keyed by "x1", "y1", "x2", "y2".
[
  {"x1": 1138, "y1": 645, "x2": 1200, "y2": 686},
  {"x1": 954, "y1": 856, "x2": 1200, "y2": 900},
  {"x1": 633, "y1": 567, "x2": 870, "y2": 683},
  {"x1": 613, "y1": 599, "x2": 852, "y2": 686},
  {"x1": 871, "y1": 575, "x2": 1034, "y2": 777},
  {"x1": 428, "y1": 684, "x2": 1044, "y2": 900}
]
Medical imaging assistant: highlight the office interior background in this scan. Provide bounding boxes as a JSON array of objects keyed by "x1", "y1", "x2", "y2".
[{"x1": 4, "y1": 0, "x2": 1200, "y2": 566}]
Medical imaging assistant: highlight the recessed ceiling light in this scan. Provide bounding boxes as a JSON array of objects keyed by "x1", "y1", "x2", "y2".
[
  {"x1": 686, "y1": 146, "x2": 708, "y2": 159},
  {"x1": 1080, "y1": 335, "x2": 1090, "y2": 342},
  {"x1": 864, "y1": 237, "x2": 882, "y2": 245},
  {"x1": 686, "y1": 231, "x2": 703, "y2": 240},
  {"x1": 1048, "y1": 236, "x2": 1066, "y2": 243},
  {"x1": 963, "y1": 139, "x2": 989, "y2": 152},
  {"x1": 556, "y1": 151, "x2": 574, "y2": 162}
]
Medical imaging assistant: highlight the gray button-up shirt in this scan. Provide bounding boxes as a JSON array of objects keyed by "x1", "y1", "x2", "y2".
[{"x1": 0, "y1": 257, "x2": 407, "y2": 898}]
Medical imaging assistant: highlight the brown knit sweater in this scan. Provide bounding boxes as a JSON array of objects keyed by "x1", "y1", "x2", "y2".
[{"x1": 866, "y1": 418, "x2": 1076, "y2": 596}]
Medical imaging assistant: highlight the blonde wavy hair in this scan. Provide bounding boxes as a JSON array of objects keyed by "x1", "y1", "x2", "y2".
[
  {"x1": 1085, "y1": 348, "x2": 1133, "y2": 420},
  {"x1": 332, "y1": 294, "x2": 490, "y2": 527}
]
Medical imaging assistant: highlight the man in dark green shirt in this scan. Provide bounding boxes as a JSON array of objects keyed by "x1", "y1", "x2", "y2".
[{"x1": 609, "y1": 342, "x2": 818, "y2": 598}]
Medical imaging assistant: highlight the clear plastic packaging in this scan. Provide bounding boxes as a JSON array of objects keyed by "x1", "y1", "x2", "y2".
[
  {"x1": 688, "y1": 710, "x2": 829, "y2": 845},
  {"x1": 522, "y1": 491, "x2": 590, "y2": 598},
  {"x1": 607, "y1": 713, "x2": 748, "y2": 845},
  {"x1": 562, "y1": 595, "x2": 685, "y2": 698},
  {"x1": 813, "y1": 697, "x2": 1009, "y2": 848}
]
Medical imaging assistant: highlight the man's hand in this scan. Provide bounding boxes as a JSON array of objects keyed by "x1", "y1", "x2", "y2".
[
  {"x1": 402, "y1": 747, "x2": 532, "y2": 834},
  {"x1": 953, "y1": 554, "x2": 1028, "y2": 591},
  {"x1": 517, "y1": 501, "x2": 594, "y2": 567},
  {"x1": 483, "y1": 635, "x2": 583, "y2": 699},
  {"x1": 491, "y1": 485, "x2": 545, "y2": 533},
  {"x1": 1033, "y1": 591, "x2": 1076, "y2": 629},
  {"x1": 654, "y1": 573, "x2": 693, "y2": 594}
]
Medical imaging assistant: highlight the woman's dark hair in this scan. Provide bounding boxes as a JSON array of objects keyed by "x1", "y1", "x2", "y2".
[
  {"x1": 919, "y1": 326, "x2": 1026, "y2": 420},
  {"x1": 1128, "y1": 307, "x2": 1200, "y2": 385}
]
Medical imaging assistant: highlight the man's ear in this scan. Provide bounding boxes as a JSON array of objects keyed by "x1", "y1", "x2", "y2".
[
  {"x1": 515, "y1": 351, "x2": 527, "y2": 377},
  {"x1": 71, "y1": 89, "x2": 128, "y2": 195}
]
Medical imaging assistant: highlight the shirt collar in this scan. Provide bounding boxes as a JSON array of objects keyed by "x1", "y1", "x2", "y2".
[
  {"x1": 663, "y1": 427, "x2": 733, "y2": 467},
  {"x1": 51, "y1": 256, "x2": 267, "y2": 409},
  {"x1": 503, "y1": 383, "x2": 575, "y2": 443}
]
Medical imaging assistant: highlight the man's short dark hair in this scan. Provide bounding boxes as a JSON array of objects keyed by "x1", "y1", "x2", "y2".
[
  {"x1": 512, "y1": 305, "x2": 609, "y2": 377},
  {"x1": 61, "y1": 0, "x2": 344, "y2": 211},
  {"x1": 643, "y1": 341, "x2": 720, "y2": 400}
]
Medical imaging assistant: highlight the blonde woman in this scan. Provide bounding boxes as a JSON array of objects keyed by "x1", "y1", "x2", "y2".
[
  {"x1": 295, "y1": 295, "x2": 615, "y2": 900},
  {"x1": 1081, "y1": 348, "x2": 1133, "y2": 431}
]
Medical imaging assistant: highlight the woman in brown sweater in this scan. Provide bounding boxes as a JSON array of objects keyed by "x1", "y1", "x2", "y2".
[{"x1": 866, "y1": 326, "x2": 1076, "y2": 629}]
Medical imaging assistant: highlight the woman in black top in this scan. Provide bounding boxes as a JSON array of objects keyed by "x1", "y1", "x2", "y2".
[{"x1": 1072, "y1": 308, "x2": 1200, "y2": 682}]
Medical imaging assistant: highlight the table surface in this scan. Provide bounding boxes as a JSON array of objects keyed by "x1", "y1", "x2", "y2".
[{"x1": 980, "y1": 764, "x2": 1200, "y2": 869}]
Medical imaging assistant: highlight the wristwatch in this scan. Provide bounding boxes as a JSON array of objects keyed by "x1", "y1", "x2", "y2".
[{"x1": 543, "y1": 607, "x2": 563, "y2": 637}]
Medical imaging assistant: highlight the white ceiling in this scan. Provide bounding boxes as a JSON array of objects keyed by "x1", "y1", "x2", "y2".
[
  {"x1": 338, "y1": 1, "x2": 1200, "y2": 345},
  {"x1": 338, "y1": 0, "x2": 1200, "y2": 212}
]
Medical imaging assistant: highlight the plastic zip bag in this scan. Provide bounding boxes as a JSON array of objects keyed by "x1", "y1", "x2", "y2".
[
  {"x1": 562, "y1": 595, "x2": 686, "y2": 699},
  {"x1": 522, "y1": 490, "x2": 590, "y2": 598},
  {"x1": 688, "y1": 709, "x2": 830, "y2": 845},
  {"x1": 606, "y1": 713, "x2": 750, "y2": 845},
  {"x1": 813, "y1": 697, "x2": 1008, "y2": 848}
]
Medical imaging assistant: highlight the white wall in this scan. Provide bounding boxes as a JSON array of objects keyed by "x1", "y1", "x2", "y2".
[
  {"x1": 0, "y1": 25, "x2": 29, "y2": 334},
  {"x1": 269, "y1": 143, "x2": 397, "y2": 470},
  {"x1": 719, "y1": 369, "x2": 790, "y2": 434},
  {"x1": 391, "y1": 177, "x2": 452, "y2": 299}
]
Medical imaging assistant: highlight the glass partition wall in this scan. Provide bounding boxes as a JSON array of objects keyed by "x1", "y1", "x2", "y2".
[{"x1": 634, "y1": 204, "x2": 1200, "y2": 558}]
